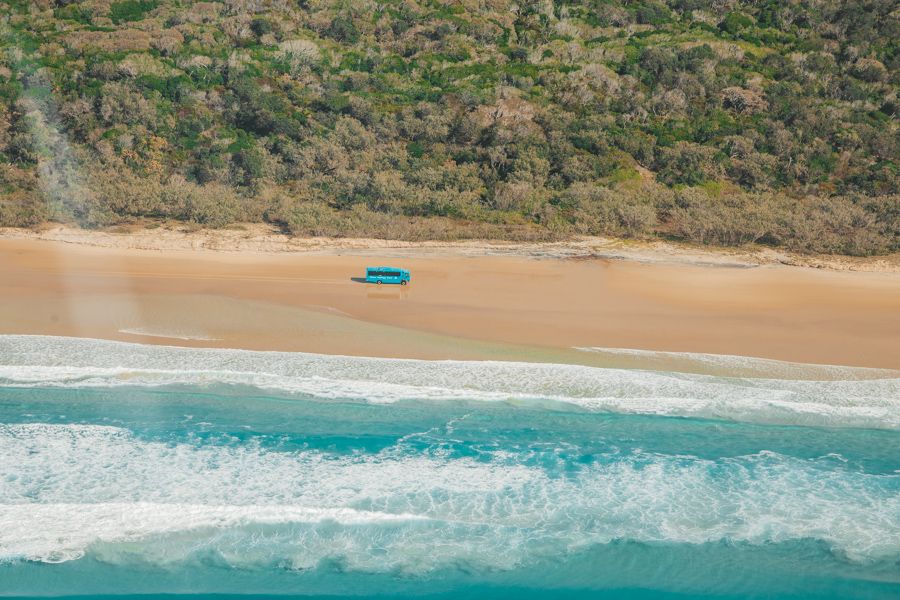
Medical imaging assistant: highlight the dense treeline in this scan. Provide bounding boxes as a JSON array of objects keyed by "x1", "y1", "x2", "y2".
[{"x1": 0, "y1": 0, "x2": 897, "y2": 254}]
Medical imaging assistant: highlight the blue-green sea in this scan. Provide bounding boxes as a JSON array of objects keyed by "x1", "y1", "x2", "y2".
[{"x1": 1, "y1": 335, "x2": 898, "y2": 599}]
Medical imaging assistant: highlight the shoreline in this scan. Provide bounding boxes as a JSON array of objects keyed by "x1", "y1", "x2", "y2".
[
  {"x1": 4, "y1": 332, "x2": 896, "y2": 383},
  {"x1": 3, "y1": 223, "x2": 899, "y2": 272},
  {"x1": 1, "y1": 228, "x2": 898, "y2": 371}
]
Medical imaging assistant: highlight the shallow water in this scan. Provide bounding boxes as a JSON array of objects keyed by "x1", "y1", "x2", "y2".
[{"x1": 1, "y1": 336, "x2": 898, "y2": 598}]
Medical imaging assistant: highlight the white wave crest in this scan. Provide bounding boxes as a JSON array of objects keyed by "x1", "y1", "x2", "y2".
[
  {"x1": 0, "y1": 503, "x2": 428, "y2": 565},
  {"x1": 0, "y1": 335, "x2": 898, "y2": 429},
  {"x1": 1, "y1": 424, "x2": 898, "y2": 570},
  {"x1": 0, "y1": 336, "x2": 900, "y2": 429}
]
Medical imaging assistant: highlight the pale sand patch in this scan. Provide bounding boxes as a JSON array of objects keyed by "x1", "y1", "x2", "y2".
[
  {"x1": 3, "y1": 224, "x2": 899, "y2": 272},
  {"x1": 0, "y1": 234, "x2": 897, "y2": 370}
]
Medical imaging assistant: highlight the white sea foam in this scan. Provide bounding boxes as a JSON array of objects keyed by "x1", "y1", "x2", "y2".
[
  {"x1": 575, "y1": 346, "x2": 899, "y2": 379},
  {"x1": 0, "y1": 503, "x2": 428, "y2": 564},
  {"x1": 0, "y1": 335, "x2": 898, "y2": 429},
  {"x1": 1, "y1": 424, "x2": 897, "y2": 570}
]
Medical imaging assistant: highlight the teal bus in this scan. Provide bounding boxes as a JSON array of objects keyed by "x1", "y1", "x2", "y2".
[{"x1": 365, "y1": 266, "x2": 411, "y2": 285}]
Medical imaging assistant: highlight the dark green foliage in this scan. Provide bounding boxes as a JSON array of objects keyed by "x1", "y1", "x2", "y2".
[
  {"x1": 228, "y1": 77, "x2": 305, "y2": 139},
  {"x1": 0, "y1": 1, "x2": 895, "y2": 253},
  {"x1": 406, "y1": 141, "x2": 425, "y2": 158},
  {"x1": 325, "y1": 16, "x2": 359, "y2": 43},
  {"x1": 135, "y1": 74, "x2": 192, "y2": 102},
  {"x1": 719, "y1": 12, "x2": 754, "y2": 35},
  {"x1": 320, "y1": 92, "x2": 350, "y2": 114},
  {"x1": 109, "y1": 1, "x2": 158, "y2": 24},
  {"x1": 635, "y1": 2, "x2": 672, "y2": 26},
  {"x1": 656, "y1": 142, "x2": 721, "y2": 186},
  {"x1": 54, "y1": 4, "x2": 93, "y2": 24},
  {"x1": 250, "y1": 18, "x2": 273, "y2": 38},
  {"x1": 232, "y1": 146, "x2": 264, "y2": 187}
]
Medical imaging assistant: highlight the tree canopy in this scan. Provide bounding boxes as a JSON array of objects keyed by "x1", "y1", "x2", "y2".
[{"x1": 0, "y1": 0, "x2": 896, "y2": 254}]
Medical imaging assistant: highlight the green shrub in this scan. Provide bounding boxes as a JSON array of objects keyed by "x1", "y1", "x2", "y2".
[
  {"x1": 634, "y1": 2, "x2": 672, "y2": 26},
  {"x1": 250, "y1": 18, "x2": 273, "y2": 38},
  {"x1": 719, "y1": 12, "x2": 754, "y2": 35},
  {"x1": 325, "y1": 16, "x2": 359, "y2": 43},
  {"x1": 406, "y1": 141, "x2": 425, "y2": 158},
  {"x1": 109, "y1": 1, "x2": 158, "y2": 24},
  {"x1": 0, "y1": 0, "x2": 893, "y2": 254},
  {"x1": 562, "y1": 183, "x2": 659, "y2": 238},
  {"x1": 0, "y1": 191, "x2": 46, "y2": 227},
  {"x1": 54, "y1": 4, "x2": 93, "y2": 24}
]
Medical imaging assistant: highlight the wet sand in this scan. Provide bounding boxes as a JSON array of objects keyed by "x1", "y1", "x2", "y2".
[{"x1": 0, "y1": 236, "x2": 898, "y2": 369}]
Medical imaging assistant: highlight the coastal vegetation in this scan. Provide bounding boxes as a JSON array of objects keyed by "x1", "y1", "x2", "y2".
[{"x1": 0, "y1": 0, "x2": 897, "y2": 254}]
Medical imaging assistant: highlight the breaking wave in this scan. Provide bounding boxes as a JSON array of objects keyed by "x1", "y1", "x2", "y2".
[
  {"x1": 2, "y1": 423, "x2": 898, "y2": 570},
  {"x1": 0, "y1": 335, "x2": 897, "y2": 429}
]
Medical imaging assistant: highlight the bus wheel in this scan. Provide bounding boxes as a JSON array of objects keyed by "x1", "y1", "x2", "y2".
[
  {"x1": 401, "y1": 280, "x2": 407, "y2": 286},
  {"x1": 376, "y1": 281, "x2": 381, "y2": 285}
]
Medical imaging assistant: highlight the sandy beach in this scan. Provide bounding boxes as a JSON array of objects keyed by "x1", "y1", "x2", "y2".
[{"x1": 0, "y1": 226, "x2": 898, "y2": 370}]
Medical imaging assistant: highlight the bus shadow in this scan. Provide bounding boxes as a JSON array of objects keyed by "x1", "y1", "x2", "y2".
[{"x1": 350, "y1": 278, "x2": 409, "y2": 299}]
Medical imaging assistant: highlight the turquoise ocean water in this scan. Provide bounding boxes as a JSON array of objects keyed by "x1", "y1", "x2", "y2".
[{"x1": 0, "y1": 335, "x2": 898, "y2": 599}]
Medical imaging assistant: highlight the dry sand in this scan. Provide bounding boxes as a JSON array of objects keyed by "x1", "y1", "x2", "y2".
[
  {"x1": 6, "y1": 224, "x2": 900, "y2": 271},
  {"x1": 0, "y1": 227, "x2": 898, "y2": 370}
]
